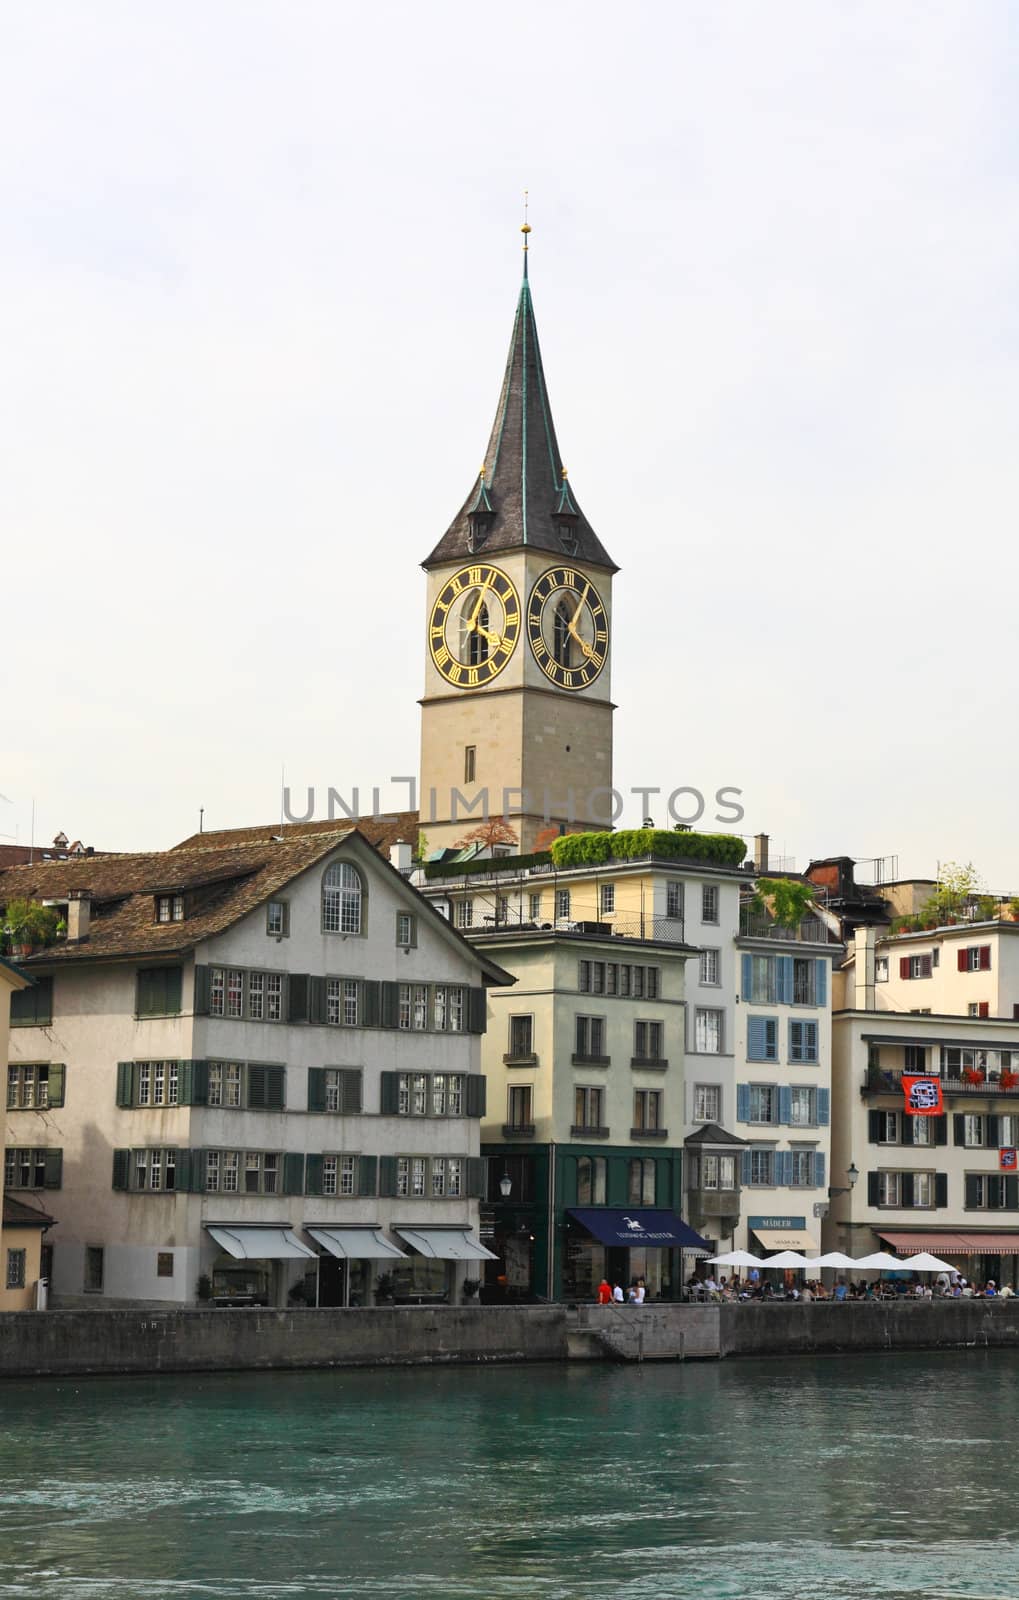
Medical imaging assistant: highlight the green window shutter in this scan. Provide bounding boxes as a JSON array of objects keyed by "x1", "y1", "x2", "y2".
[
  {"x1": 379, "y1": 1073, "x2": 399, "y2": 1115},
  {"x1": 189, "y1": 1149, "x2": 208, "y2": 1193},
  {"x1": 935, "y1": 1115, "x2": 948, "y2": 1146},
  {"x1": 868, "y1": 1110, "x2": 881, "y2": 1143},
  {"x1": 814, "y1": 960, "x2": 827, "y2": 1007},
  {"x1": 265, "y1": 1066, "x2": 286, "y2": 1110},
  {"x1": 358, "y1": 1155, "x2": 378, "y2": 1197},
  {"x1": 166, "y1": 966, "x2": 182, "y2": 1014},
  {"x1": 466, "y1": 1156, "x2": 487, "y2": 1198},
  {"x1": 380, "y1": 981, "x2": 399, "y2": 1029},
  {"x1": 362, "y1": 980, "x2": 380, "y2": 1027},
  {"x1": 465, "y1": 1074, "x2": 487, "y2": 1118},
  {"x1": 116, "y1": 1061, "x2": 135, "y2": 1107},
  {"x1": 174, "y1": 1149, "x2": 191, "y2": 1191},
  {"x1": 307, "y1": 1068, "x2": 326, "y2": 1113},
  {"x1": 965, "y1": 1173, "x2": 980, "y2": 1209},
  {"x1": 468, "y1": 987, "x2": 488, "y2": 1034},
  {"x1": 11, "y1": 976, "x2": 53, "y2": 1027},
  {"x1": 247, "y1": 1064, "x2": 267, "y2": 1108},
  {"x1": 378, "y1": 1155, "x2": 398, "y2": 1197},
  {"x1": 987, "y1": 1115, "x2": 1000, "y2": 1148},
  {"x1": 137, "y1": 966, "x2": 182, "y2": 1017},
  {"x1": 43, "y1": 1149, "x2": 63, "y2": 1189},
  {"x1": 283, "y1": 1153, "x2": 305, "y2": 1195},
  {"x1": 288, "y1": 974, "x2": 311, "y2": 1023},
  {"x1": 935, "y1": 1172, "x2": 948, "y2": 1208},
  {"x1": 46, "y1": 1063, "x2": 66, "y2": 1107},
  {"x1": 309, "y1": 976, "x2": 327, "y2": 1025},
  {"x1": 305, "y1": 1154, "x2": 324, "y2": 1195},
  {"x1": 341, "y1": 1069, "x2": 363, "y2": 1114},
  {"x1": 899, "y1": 1171, "x2": 915, "y2": 1209},
  {"x1": 112, "y1": 1148, "x2": 131, "y2": 1191},
  {"x1": 953, "y1": 1114, "x2": 965, "y2": 1145},
  {"x1": 193, "y1": 964, "x2": 212, "y2": 1016},
  {"x1": 988, "y1": 1177, "x2": 1003, "y2": 1212},
  {"x1": 1006, "y1": 1175, "x2": 1019, "y2": 1210},
  {"x1": 178, "y1": 1060, "x2": 193, "y2": 1106},
  {"x1": 185, "y1": 1060, "x2": 209, "y2": 1107}
]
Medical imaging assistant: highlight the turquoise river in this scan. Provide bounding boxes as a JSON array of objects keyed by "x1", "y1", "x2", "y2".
[{"x1": 0, "y1": 1351, "x2": 1016, "y2": 1599}]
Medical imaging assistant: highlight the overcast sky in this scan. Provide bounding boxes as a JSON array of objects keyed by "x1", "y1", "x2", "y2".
[{"x1": 2, "y1": 3, "x2": 1017, "y2": 886}]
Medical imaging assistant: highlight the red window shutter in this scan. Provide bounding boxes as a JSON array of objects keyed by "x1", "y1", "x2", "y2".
[
  {"x1": 900, "y1": 957, "x2": 911, "y2": 980},
  {"x1": 979, "y1": 1002, "x2": 989, "y2": 1019},
  {"x1": 957, "y1": 949, "x2": 968, "y2": 972},
  {"x1": 980, "y1": 946, "x2": 992, "y2": 971}
]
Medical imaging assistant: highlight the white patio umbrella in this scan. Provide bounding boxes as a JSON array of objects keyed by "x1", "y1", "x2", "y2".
[
  {"x1": 707, "y1": 1250, "x2": 764, "y2": 1267},
  {"x1": 762, "y1": 1250, "x2": 811, "y2": 1269},
  {"x1": 901, "y1": 1251, "x2": 957, "y2": 1273},
  {"x1": 853, "y1": 1251, "x2": 903, "y2": 1269},
  {"x1": 803, "y1": 1251, "x2": 857, "y2": 1269}
]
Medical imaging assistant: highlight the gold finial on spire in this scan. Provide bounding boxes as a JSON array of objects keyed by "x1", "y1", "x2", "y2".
[
  {"x1": 562, "y1": 467, "x2": 569, "y2": 480},
  {"x1": 521, "y1": 188, "x2": 531, "y2": 249},
  {"x1": 479, "y1": 466, "x2": 486, "y2": 481}
]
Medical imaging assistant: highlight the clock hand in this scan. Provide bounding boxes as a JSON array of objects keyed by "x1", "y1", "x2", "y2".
[
  {"x1": 466, "y1": 577, "x2": 493, "y2": 633},
  {"x1": 565, "y1": 581, "x2": 595, "y2": 658},
  {"x1": 569, "y1": 581, "x2": 590, "y2": 631},
  {"x1": 476, "y1": 624, "x2": 513, "y2": 652}
]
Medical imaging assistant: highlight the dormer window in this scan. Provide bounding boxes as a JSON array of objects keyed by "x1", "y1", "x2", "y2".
[
  {"x1": 467, "y1": 512, "x2": 493, "y2": 553},
  {"x1": 155, "y1": 894, "x2": 184, "y2": 924}
]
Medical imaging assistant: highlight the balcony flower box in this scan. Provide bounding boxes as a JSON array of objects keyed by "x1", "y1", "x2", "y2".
[
  {"x1": 1000, "y1": 1070, "x2": 1019, "y2": 1091},
  {"x1": 963, "y1": 1068, "x2": 986, "y2": 1086}
]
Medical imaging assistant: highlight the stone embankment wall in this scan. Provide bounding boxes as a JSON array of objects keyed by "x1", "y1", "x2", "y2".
[{"x1": 2, "y1": 1301, "x2": 1019, "y2": 1379}]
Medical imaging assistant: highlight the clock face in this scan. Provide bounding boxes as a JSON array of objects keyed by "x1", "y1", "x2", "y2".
[
  {"x1": 428, "y1": 563, "x2": 521, "y2": 688},
  {"x1": 527, "y1": 566, "x2": 609, "y2": 690}
]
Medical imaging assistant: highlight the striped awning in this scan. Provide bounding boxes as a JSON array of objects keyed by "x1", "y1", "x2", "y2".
[{"x1": 879, "y1": 1229, "x2": 1019, "y2": 1256}]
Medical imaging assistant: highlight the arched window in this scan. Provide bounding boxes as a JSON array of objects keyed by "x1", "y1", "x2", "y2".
[
  {"x1": 322, "y1": 863, "x2": 363, "y2": 934},
  {"x1": 553, "y1": 601, "x2": 572, "y2": 667},
  {"x1": 460, "y1": 592, "x2": 490, "y2": 665},
  {"x1": 468, "y1": 602, "x2": 489, "y2": 666}
]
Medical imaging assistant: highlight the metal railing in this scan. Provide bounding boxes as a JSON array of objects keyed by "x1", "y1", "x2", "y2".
[
  {"x1": 473, "y1": 908, "x2": 686, "y2": 945},
  {"x1": 738, "y1": 910, "x2": 838, "y2": 945},
  {"x1": 863, "y1": 1067, "x2": 1019, "y2": 1098}
]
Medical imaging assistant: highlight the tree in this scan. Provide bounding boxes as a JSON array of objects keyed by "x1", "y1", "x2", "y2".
[
  {"x1": 920, "y1": 861, "x2": 984, "y2": 924},
  {"x1": 455, "y1": 816, "x2": 519, "y2": 851}
]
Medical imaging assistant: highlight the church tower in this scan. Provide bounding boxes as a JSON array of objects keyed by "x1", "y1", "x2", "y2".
[{"x1": 419, "y1": 228, "x2": 618, "y2": 854}]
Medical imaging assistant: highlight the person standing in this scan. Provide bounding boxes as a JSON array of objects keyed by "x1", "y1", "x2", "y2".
[
  {"x1": 596, "y1": 1277, "x2": 612, "y2": 1306},
  {"x1": 612, "y1": 1282, "x2": 625, "y2": 1304}
]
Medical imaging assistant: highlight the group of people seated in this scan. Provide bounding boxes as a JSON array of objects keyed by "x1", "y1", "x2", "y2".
[{"x1": 684, "y1": 1270, "x2": 1014, "y2": 1302}]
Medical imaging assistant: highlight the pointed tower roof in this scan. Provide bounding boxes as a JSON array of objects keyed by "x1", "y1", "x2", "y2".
[{"x1": 423, "y1": 238, "x2": 617, "y2": 573}]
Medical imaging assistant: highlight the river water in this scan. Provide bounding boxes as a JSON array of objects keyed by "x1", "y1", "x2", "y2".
[{"x1": 0, "y1": 1351, "x2": 1016, "y2": 1600}]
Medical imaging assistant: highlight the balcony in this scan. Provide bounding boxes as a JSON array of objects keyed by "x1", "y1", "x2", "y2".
[
  {"x1": 570, "y1": 1124, "x2": 610, "y2": 1139},
  {"x1": 503, "y1": 1052, "x2": 539, "y2": 1069},
  {"x1": 501, "y1": 1123, "x2": 535, "y2": 1140},
  {"x1": 739, "y1": 909, "x2": 839, "y2": 945},
  {"x1": 630, "y1": 1056, "x2": 669, "y2": 1072},
  {"x1": 472, "y1": 909, "x2": 687, "y2": 946},
  {"x1": 862, "y1": 1067, "x2": 1019, "y2": 1099},
  {"x1": 687, "y1": 1187, "x2": 741, "y2": 1219},
  {"x1": 631, "y1": 1126, "x2": 668, "y2": 1140},
  {"x1": 571, "y1": 1053, "x2": 611, "y2": 1068}
]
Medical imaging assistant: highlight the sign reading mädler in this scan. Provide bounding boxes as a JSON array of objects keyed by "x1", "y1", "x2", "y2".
[
  {"x1": 1000, "y1": 1148, "x2": 1018, "y2": 1173},
  {"x1": 902, "y1": 1075, "x2": 944, "y2": 1116}
]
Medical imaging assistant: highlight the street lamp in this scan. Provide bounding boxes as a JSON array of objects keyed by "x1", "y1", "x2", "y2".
[
  {"x1": 499, "y1": 1173, "x2": 512, "y2": 1198},
  {"x1": 828, "y1": 1163, "x2": 859, "y2": 1199}
]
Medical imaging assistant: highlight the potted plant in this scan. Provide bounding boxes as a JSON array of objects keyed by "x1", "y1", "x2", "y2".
[
  {"x1": 963, "y1": 1066, "x2": 985, "y2": 1086},
  {"x1": 1, "y1": 897, "x2": 64, "y2": 957},
  {"x1": 1001, "y1": 1070, "x2": 1019, "y2": 1090}
]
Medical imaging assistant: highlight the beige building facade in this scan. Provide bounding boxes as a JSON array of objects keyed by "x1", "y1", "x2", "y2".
[{"x1": 0, "y1": 955, "x2": 53, "y2": 1310}]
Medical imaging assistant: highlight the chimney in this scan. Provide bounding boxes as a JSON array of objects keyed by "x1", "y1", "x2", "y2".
[
  {"x1": 389, "y1": 840, "x2": 413, "y2": 875},
  {"x1": 854, "y1": 925, "x2": 876, "y2": 1011},
  {"x1": 66, "y1": 888, "x2": 92, "y2": 942},
  {"x1": 754, "y1": 833, "x2": 769, "y2": 873}
]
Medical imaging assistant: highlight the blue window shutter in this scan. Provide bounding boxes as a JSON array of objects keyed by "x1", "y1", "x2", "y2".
[
  {"x1": 813, "y1": 1152, "x2": 826, "y2": 1190},
  {"x1": 817, "y1": 1087, "x2": 830, "y2": 1126},
  {"x1": 807, "y1": 1022, "x2": 818, "y2": 1061},
  {"x1": 747, "y1": 1017, "x2": 765, "y2": 1060},
  {"x1": 774, "y1": 1150, "x2": 789, "y2": 1185},
  {"x1": 777, "y1": 956, "x2": 793, "y2": 1005},
  {"x1": 740, "y1": 1149, "x2": 752, "y2": 1184},
  {"x1": 765, "y1": 1019, "x2": 778, "y2": 1060},
  {"x1": 788, "y1": 1020, "x2": 799, "y2": 1061},
  {"x1": 778, "y1": 1086, "x2": 792, "y2": 1125},
  {"x1": 741, "y1": 954, "x2": 753, "y2": 999},
  {"x1": 815, "y1": 959, "x2": 828, "y2": 1007},
  {"x1": 736, "y1": 1082, "x2": 750, "y2": 1122}
]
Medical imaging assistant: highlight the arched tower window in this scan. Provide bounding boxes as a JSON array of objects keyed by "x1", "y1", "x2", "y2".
[
  {"x1": 468, "y1": 601, "x2": 489, "y2": 666},
  {"x1": 553, "y1": 601, "x2": 572, "y2": 667},
  {"x1": 322, "y1": 862, "x2": 364, "y2": 935},
  {"x1": 460, "y1": 592, "x2": 490, "y2": 665}
]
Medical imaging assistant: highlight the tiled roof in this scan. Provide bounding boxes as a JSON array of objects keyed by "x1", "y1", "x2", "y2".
[
  {"x1": 0, "y1": 844, "x2": 115, "y2": 867},
  {"x1": 173, "y1": 811, "x2": 420, "y2": 854},
  {"x1": 422, "y1": 268, "x2": 617, "y2": 573},
  {"x1": 3, "y1": 1193, "x2": 55, "y2": 1229}
]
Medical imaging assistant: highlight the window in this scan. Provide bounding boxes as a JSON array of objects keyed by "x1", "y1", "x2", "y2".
[
  {"x1": 789, "y1": 1087, "x2": 816, "y2": 1126},
  {"x1": 876, "y1": 956, "x2": 889, "y2": 983},
  {"x1": 878, "y1": 1111, "x2": 900, "y2": 1144},
  {"x1": 398, "y1": 983, "x2": 430, "y2": 1031},
  {"x1": 576, "y1": 1155, "x2": 607, "y2": 1204},
  {"x1": 749, "y1": 1149, "x2": 774, "y2": 1185},
  {"x1": 700, "y1": 1153, "x2": 736, "y2": 1191},
  {"x1": 310, "y1": 1067, "x2": 363, "y2": 1115},
  {"x1": 912, "y1": 1117, "x2": 933, "y2": 1146},
  {"x1": 628, "y1": 1158, "x2": 656, "y2": 1204},
  {"x1": 693, "y1": 1084, "x2": 721, "y2": 1123},
  {"x1": 396, "y1": 1156, "x2": 463, "y2": 1199},
  {"x1": 206, "y1": 1062, "x2": 285, "y2": 1111},
  {"x1": 573, "y1": 1086, "x2": 605, "y2": 1131},
  {"x1": 748, "y1": 1085, "x2": 777, "y2": 1124},
  {"x1": 208, "y1": 1062, "x2": 242, "y2": 1108},
  {"x1": 5, "y1": 1249, "x2": 26, "y2": 1291},
  {"x1": 963, "y1": 1114, "x2": 985, "y2": 1148},
  {"x1": 325, "y1": 977, "x2": 360, "y2": 1027},
  {"x1": 633, "y1": 1020, "x2": 663, "y2": 1061},
  {"x1": 789, "y1": 1020, "x2": 819, "y2": 1063},
  {"x1": 433, "y1": 985, "x2": 465, "y2": 1032},
  {"x1": 913, "y1": 1172, "x2": 934, "y2": 1208},
  {"x1": 6, "y1": 1063, "x2": 59, "y2": 1110},
  {"x1": 266, "y1": 900, "x2": 288, "y2": 937},
  {"x1": 555, "y1": 889, "x2": 571, "y2": 922},
  {"x1": 791, "y1": 958, "x2": 815, "y2": 1005},
  {"x1": 747, "y1": 1017, "x2": 778, "y2": 1062},
  {"x1": 878, "y1": 1172, "x2": 901, "y2": 1206},
  {"x1": 10, "y1": 976, "x2": 53, "y2": 1027},
  {"x1": 966, "y1": 1173, "x2": 1018, "y2": 1210},
  {"x1": 599, "y1": 883, "x2": 615, "y2": 915},
  {"x1": 632, "y1": 1089, "x2": 662, "y2": 1132},
  {"x1": 4, "y1": 1147, "x2": 59, "y2": 1190},
  {"x1": 575, "y1": 1016, "x2": 606, "y2": 1060},
  {"x1": 699, "y1": 948, "x2": 720, "y2": 986},
  {"x1": 136, "y1": 1061, "x2": 179, "y2": 1108},
  {"x1": 695, "y1": 1009, "x2": 723, "y2": 1054},
  {"x1": 961, "y1": 945, "x2": 992, "y2": 972},
  {"x1": 464, "y1": 745, "x2": 476, "y2": 784},
  {"x1": 748, "y1": 956, "x2": 776, "y2": 1004},
  {"x1": 702, "y1": 885, "x2": 719, "y2": 924},
  {"x1": 84, "y1": 1247, "x2": 104, "y2": 1294},
  {"x1": 455, "y1": 898, "x2": 474, "y2": 929},
  {"x1": 507, "y1": 1085, "x2": 533, "y2": 1129},
  {"x1": 529, "y1": 892, "x2": 542, "y2": 921},
  {"x1": 155, "y1": 894, "x2": 185, "y2": 923},
  {"x1": 395, "y1": 912, "x2": 416, "y2": 949},
  {"x1": 205, "y1": 1150, "x2": 282, "y2": 1195},
  {"x1": 788, "y1": 1150, "x2": 814, "y2": 1187},
  {"x1": 902, "y1": 954, "x2": 933, "y2": 980},
  {"x1": 322, "y1": 863, "x2": 363, "y2": 935},
  {"x1": 942, "y1": 1047, "x2": 977, "y2": 1076},
  {"x1": 207, "y1": 967, "x2": 284, "y2": 1023},
  {"x1": 666, "y1": 882, "x2": 683, "y2": 920},
  {"x1": 136, "y1": 966, "x2": 182, "y2": 1017},
  {"x1": 131, "y1": 1148, "x2": 177, "y2": 1192},
  {"x1": 395, "y1": 1072, "x2": 465, "y2": 1117},
  {"x1": 157, "y1": 1252, "x2": 174, "y2": 1278},
  {"x1": 508, "y1": 1015, "x2": 534, "y2": 1058},
  {"x1": 904, "y1": 1045, "x2": 927, "y2": 1072},
  {"x1": 226, "y1": 970, "x2": 244, "y2": 1018},
  {"x1": 999, "y1": 1114, "x2": 1019, "y2": 1147}
]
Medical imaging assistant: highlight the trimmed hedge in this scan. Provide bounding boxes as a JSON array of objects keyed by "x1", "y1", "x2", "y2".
[
  {"x1": 550, "y1": 829, "x2": 747, "y2": 869},
  {"x1": 423, "y1": 851, "x2": 553, "y2": 880}
]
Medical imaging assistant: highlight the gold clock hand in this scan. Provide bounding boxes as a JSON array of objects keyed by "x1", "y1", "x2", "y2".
[
  {"x1": 565, "y1": 581, "x2": 595, "y2": 658},
  {"x1": 569, "y1": 580, "x2": 590, "y2": 631},
  {"x1": 466, "y1": 577, "x2": 493, "y2": 633}
]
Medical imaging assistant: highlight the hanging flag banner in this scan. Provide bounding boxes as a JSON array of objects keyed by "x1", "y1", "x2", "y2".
[
  {"x1": 1000, "y1": 1148, "x2": 1018, "y2": 1173},
  {"x1": 902, "y1": 1075, "x2": 944, "y2": 1116}
]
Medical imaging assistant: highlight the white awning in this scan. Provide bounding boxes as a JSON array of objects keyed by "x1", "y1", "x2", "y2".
[
  {"x1": 752, "y1": 1229, "x2": 816, "y2": 1254},
  {"x1": 206, "y1": 1225, "x2": 315, "y2": 1261},
  {"x1": 395, "y1": 1227, "x2": 498, "y2": 1261},
  {"x1": 307, "y1": 1227, "x2": 407, "y2": 1261}
]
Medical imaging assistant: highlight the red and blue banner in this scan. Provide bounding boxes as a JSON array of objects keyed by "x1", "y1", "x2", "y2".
[{"x1": 902, "y1": 1076, "x2": 944, "y2": 1116}]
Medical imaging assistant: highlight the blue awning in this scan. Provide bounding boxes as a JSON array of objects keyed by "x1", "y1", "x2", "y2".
[{"x1": 568, "y1": 1208, "x2": 711, "y2": 1252}]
